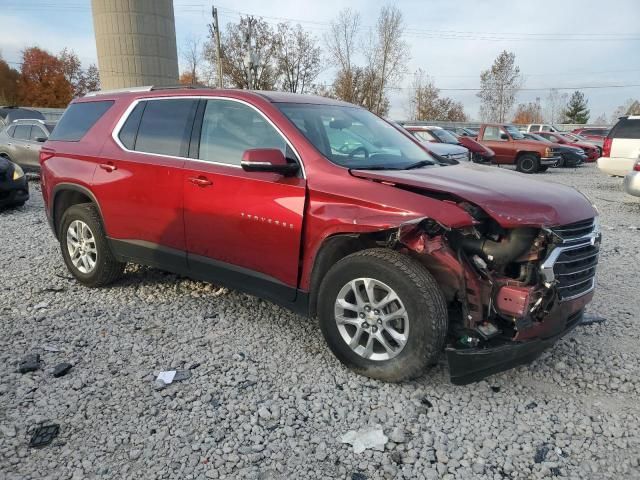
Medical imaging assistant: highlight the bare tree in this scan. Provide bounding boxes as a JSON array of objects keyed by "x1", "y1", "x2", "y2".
[
  {"x1": 219, "y1": 16, "x2": 280, "y2": 90},
  {"x1": 477, "y1": 50, "x2": 522, "y2": 122},
  {"x1": 180, "y1": 35, "x2": 204, "y2": 85},
  {"x1": 544, "y1": 88, "x2": 568, "y2": 124},
  {"x1": 275, "y1": 23, "x2": 322, "y2": 93},
  {"x1": 409, "y1": 70, "x2": 466, "y2": 121},
  {"x1": 368, "y1": 5, "x2": 408, "y2": 115},
  {"x1": 610, "y1": 98, "x2": 640, "y2": 122},
  {"x1": 324, "y1": 9, "x2": 361, "y2": 103}
]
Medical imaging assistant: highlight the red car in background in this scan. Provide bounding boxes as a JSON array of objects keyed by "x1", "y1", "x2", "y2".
[
  {"x1": 571, "y1": 127, "x2": 609, "y2": 141},
  {"x1": 535, "y1": 131, "x2": 599, "y2": 162},
  {"x1": 403, "y1": 125, "x2": 495, "y2": 163}
]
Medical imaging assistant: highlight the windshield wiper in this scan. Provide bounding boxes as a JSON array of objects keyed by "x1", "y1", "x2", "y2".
[
  {"x1": 403, "y1": 160, "x2": 435, "y2": 170},
  {"x1": 350, "y1": 165, "x2": 405, "y2": 171}
]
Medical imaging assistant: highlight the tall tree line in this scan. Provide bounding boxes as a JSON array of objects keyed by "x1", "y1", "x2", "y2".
[{"x1": 0, "y1": 48, "x2": 99, "y2": 107}]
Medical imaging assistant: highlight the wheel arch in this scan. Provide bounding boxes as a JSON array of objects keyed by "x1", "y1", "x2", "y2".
[
  {"x1": 51, "y1": 183, "x2": 103, "y2": 239},
  {"x1": 307, "y1": 232, "x2": 389, "y2": 318},
  {"x1": 515, "y1": 150, "x2": 541, "y2": 161}
]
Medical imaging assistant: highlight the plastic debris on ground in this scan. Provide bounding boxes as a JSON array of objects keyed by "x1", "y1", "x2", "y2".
[
  {"x1": 580, "y1": 313, "x2": 607, "y2": 325},
  {"x1": 154, "y1": 369, "x2": 192, "y2": 390},
  {"x1": 340, "y1": 427, "x2": 388, "y2": 453},
  {"x1": 29, "y1": 424, "x2": 60, "y2": 448}
]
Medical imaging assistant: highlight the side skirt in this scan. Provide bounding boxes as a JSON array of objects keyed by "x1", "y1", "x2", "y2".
[{"x1": 108, "y1": 238, "x2": 309, "y2": 317}]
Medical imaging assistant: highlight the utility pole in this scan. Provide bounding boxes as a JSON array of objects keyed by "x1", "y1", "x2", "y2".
[{"x1": 211, "y1": 5, "x2": 223, "y2": 88}]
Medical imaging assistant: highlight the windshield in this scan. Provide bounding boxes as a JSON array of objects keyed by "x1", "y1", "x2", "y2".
[
  {"x1": 430, "y1": 128, "x2": 459, "y2": 144},
  {"x1": 504, "y1": 125, "x2": 525, "y2": 139},
  {"x1": 527, "y1": 133, "x2": 549, "y2": 142},
  {"x1": 276, "y1": 103, "x2": 436, "y2": 170}
]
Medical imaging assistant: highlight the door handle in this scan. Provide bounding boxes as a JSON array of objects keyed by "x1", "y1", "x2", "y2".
[
  {"x1": 99, "y1": 162, "x2": 117, "y2": 172},
  {"x1": 6, "y1": 142, "x2": 11, "y2": 146},
  {"x1": 189, "y1": 176, "x2": 213, "y2": 187}
]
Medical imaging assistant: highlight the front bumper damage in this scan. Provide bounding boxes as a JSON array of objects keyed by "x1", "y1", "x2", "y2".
[
  {"x1": 447, "y1": 298, "x2": 589, "y2": 385},
  {"x1": 396, "y1": 214, "x2": 601, "y2": 385}
]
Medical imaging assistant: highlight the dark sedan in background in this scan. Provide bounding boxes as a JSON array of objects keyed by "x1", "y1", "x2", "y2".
[
  {"x1": 0, "y1": 156, "x2": 29, "y2": 208},
  {"x1": 522, "y1": 133, "x2": 587, "y2": 167}
]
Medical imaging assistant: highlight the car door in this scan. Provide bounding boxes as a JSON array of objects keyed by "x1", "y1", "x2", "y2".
[
  {"x1": 480, "y1": 126, "x2": 511, "y2": 163},
  {"x1": 183, "y1": 98, "x2": 306, "y2": 301},
  {"x1": 8, "y1": 124, "x2": 37, "y2": 167},
  {"x1": 94, "y1": 98, "x2": 198, "y2": 270},
  {"x1": 26, "y1": 124, "x2": 48, "y2": 166}
]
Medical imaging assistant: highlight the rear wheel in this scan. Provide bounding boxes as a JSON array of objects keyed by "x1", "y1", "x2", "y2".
[
  {"x1": 317, "y1": 249, "x2": 447, "y2": 382},
  {"x1": 59, "y1": 203, "x2": 125, "y2": 287},
  {"x1": 516, "y1": 154, "x2": 540, "y2": 174}
]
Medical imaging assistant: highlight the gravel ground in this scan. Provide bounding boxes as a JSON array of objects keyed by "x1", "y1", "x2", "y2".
[{"x1": 1, "y1": 164, "x2": 639, "y2": 480}]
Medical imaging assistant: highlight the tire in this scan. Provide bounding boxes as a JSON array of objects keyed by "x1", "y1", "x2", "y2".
[
  {"x1": 59, "y1": 203, "x2": 125, "y2": 287},
  {"x1": 317, "y1": 248, "x2": 447, "y2": 382},
  {"x1": 538, "y1": 166, "x2": 549, "y2": 172},
  {"x1": 516, "y1": 154, "x2": 540, "y2": 174},
  {"x1": 551, "y1": 157, "x2": 564, "y2": 168}
]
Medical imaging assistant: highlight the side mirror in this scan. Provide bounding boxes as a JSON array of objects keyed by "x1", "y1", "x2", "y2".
[
  {"x1": 35, "y1": 137, "x2": 47, "y2": 143},
  {"x1": 241, "y1": 148, "x2": 299, "y2": 176},
  {"x1": 500, "y1": 133, "x2": 509, "y2": 140}
]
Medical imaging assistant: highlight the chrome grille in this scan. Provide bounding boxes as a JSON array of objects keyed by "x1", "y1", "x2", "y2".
[
  {"x1": 550, "y1": 218, "x2": 595, "y2": 242},
  {"x1": 553, "y1": 244, "x2": 599, "y2": 300},
  {"x1": 541, "y1": 218, "x2": 600, "y2": 301}
]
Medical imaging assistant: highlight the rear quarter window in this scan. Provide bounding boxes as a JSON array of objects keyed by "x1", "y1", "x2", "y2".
[
  {"x1": 610, "y1": 119, "x2": 640, "y2": 139},
  {"x1": 49, "y1": 100, "x2": 114, "y2": 141}
]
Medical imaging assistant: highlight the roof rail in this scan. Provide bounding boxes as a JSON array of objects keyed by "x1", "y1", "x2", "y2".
[
  {"x1": 84, "y1": 86, "x2": 154, "y2": 97},
  {"x1": 11, "y1": 118, "x2": 46, "y2": 124},
  {"x1": 150, "y1": 84, "x2": 215, "y2": 91}
]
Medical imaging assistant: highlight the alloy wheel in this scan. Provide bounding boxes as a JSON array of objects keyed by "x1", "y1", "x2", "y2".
[
  {"x1": 66, "y1": 220, "x2": 97, "y2": 274},
  {"x1": 334, "y1": 278, "x2": 409, "y2": 361}
]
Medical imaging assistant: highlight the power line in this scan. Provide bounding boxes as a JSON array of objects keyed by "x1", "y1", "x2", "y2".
[{"x1": 4, "y1": 1, "x2": 640, "y2": 41}]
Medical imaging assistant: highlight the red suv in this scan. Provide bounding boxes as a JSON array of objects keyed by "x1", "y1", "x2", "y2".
[{"x1": 40, "y1": 87, "x2": 601, "y2": 385}]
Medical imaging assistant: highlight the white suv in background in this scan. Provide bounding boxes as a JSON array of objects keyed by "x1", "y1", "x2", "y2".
[{"x1": 597, "y1": 116, "x2": 640, "y2": 177}]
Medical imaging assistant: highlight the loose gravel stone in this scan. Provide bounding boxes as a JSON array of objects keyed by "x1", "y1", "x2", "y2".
[{"x1": 1, "y1": 167, "x2": 639, "y2": 479}]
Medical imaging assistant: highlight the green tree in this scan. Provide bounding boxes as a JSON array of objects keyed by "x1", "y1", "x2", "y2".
[{"x1": 563, "y1": 90, "x2": 590, "y2": 124}]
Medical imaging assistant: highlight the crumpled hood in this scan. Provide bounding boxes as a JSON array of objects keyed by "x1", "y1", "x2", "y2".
[{"x1": 352, "y1": 163, "x2": 596, "y2": 228}]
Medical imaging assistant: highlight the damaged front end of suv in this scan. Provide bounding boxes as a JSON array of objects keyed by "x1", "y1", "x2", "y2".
[{"x1": 393, "y1": 207, "x2": 601, "y2": 384}]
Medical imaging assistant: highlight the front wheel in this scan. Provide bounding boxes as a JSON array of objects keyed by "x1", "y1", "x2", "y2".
[
  {"x1": 59, "y1": 203, "x2": 125, "y2": 287},
  {"x1": 317, "y1": 249, "x2": 447, "y2": 382},
  {"x1": 516, "y1": 154, "x2": 540, "y2": 174}
]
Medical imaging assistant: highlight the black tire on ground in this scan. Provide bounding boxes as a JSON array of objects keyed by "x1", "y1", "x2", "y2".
[
  {"x1": 538, "y1": 166, "x2": 549, "y2": 172},
  {"x1": 516, "y1": 154, "x2": 540, "y2": 174},
  {"x1": 551, "y1": 157, "x2": 564, "y2": 168},
  {"x1": 59, "y1": 203, "x2": 125, "y2": 287},
  {"x1": 317, "y1": 248, "x2": 447, "y2": 382}
]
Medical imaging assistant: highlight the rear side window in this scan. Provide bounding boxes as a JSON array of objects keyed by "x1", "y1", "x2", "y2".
[
  {"x1": 49, "y1": 100, "x2": 114, "y2": 141},
  {"x1": 29, "y1": 126, "x2": 47, "y2": 140},
  {"x1": 13, "y1": 125, "x2": 31, "y2": 140},
  {"x1": 118, "y1": 102, "x2": 146, "y2": 150},
  {"x1": 610, "y1": 119, "x2": 640, "y2": 139},
  {"x1": 132, "y1": 99, "x2": 198, "y2": 157}
]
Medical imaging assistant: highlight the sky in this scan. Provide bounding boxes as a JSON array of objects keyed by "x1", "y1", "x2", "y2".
[{"x1": 1, "y1": 0, "x2": 639, "y2": 121}]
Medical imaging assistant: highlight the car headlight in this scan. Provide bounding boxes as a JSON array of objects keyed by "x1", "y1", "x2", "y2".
[
  {"x1": 12, "y1": 164, "x2": 24, "y2": 180},
  {"x1": 544, "y1": 147, "x2": 552, "y2": 157}
]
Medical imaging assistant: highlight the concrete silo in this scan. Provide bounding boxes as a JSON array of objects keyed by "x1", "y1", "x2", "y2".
[{"x1": 91, "y1": 0, "x2": 179, "y2": 89}]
